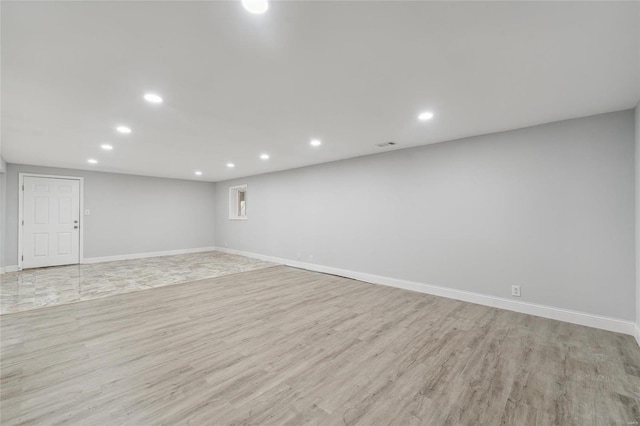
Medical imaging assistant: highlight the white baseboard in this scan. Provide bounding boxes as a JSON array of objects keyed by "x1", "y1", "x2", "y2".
[
  {"x1": 634, "y1": 324, "x2": 640, "y2": 348},
  {"x1": 3, "y1": 249, "x2": 217, "y2": 272},
  {"x1": 215, "y1": 247, "x2": 637, "y2": 337},
  {"x1": 1, "y1": 265, "x2": 19, "y2": 274},
  {"x1": 83, "y1": 247, "x2": 217, "y2": 264}
]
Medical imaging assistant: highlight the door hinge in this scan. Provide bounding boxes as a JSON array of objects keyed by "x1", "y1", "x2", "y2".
[
  {"x1": 21, "y1": 256, "x2": 24, "y2": 261},
  {"x1": 22, "y1": 220, "x2": 24, "y2": 226},
  {"x1": 22, "y1": 185, "x2": 24, "y2": 191}
]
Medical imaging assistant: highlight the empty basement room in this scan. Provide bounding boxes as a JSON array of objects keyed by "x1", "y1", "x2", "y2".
[{"x1": 1, "y1": 1, "x2": 639, "y2": 425}]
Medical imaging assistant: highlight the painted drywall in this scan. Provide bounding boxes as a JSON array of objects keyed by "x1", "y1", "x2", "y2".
[
  {"x1": 0, "y1": 157, "x2": 7, "y2": 270},
  {"x1": 215, "y1": 110, "x2": 636, "y2": 321},
  {"x1": 4, "y1": 164, "x2": 216, "y2": 267},
  {"x1": 636, "y1": 103, "x2": 640, "y2": 334}
]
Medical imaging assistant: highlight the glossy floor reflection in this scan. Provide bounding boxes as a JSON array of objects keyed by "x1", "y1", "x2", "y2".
[{"x1": 0, "y1": 251, "x2": 274, "y2": 314}]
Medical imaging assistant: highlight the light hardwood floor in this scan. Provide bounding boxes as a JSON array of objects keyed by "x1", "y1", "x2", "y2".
[{"x1": 1, "y1": 265, "x2": 639, "y2": 425}]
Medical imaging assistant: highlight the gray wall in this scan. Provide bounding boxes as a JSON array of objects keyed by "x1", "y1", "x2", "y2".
[
  {"x1": 0, "y1": 157, "x2": 7, "y2": 270},
  {"x1": 4, "y1": 164, "x2": 216, "y2": 266},
  {"x1": 636, "y1": 104, "x2": 640, "y2": 330},
  {"x1": 215, "y1": 110, "x2": 636, "y2": 321}
]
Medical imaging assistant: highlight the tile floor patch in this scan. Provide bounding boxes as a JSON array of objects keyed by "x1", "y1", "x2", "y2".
[{"x1": 0, "y1": 251, "x2": 274, "y2": 314}]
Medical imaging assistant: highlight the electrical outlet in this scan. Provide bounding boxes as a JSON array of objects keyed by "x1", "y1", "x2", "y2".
[
  {"x1": 224, "y1": 241, "x2": 228, "y2": 247},
  {"x1": 511, "y1": 285, "x2": 521, "y2": 297},
  {"x1": 297, "y1": 252, "x2": 301, "y2": 260},
  {"x1": 308, "y1": 255, "x2": 313, "y2": 261}
]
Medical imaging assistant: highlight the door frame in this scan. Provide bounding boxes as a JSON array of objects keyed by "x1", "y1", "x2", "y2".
[{"x1": 18, "y1": 173, "x2": 85, "y2": 271}]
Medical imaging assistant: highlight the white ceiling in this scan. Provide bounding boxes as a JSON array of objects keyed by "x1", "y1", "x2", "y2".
[{"x1": 2, "y1": 1, "x2": 639, "y2": 182}]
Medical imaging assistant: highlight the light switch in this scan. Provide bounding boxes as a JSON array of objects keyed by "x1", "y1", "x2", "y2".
[{"x1": 84, "y1": 209, "x2": 91, "y2": 216}]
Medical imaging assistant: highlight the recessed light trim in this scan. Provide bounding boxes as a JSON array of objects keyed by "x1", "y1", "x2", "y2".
[
  {"x1": 418, "y1": 111, "x2": 434, "y2": 121},
  {"x1": 241, "y1": 0, "x2": 268, "y2": 14},
  {"x1": 260, "y1": 153, "x2": 270, "y2": 160},
  {"x1": 194, "y1": 170, "x2": 202, "y2": 176},
  {"x1": 116, "y1": 126, "x2": 132, "y2": 134},
  {"x1": 88, "y1": 159, "x2": 98, "y2": 164},
  {"x1": 101, "y1": 144, "x2": 113, "y2": 151},
  {"x1": 144, "y1": 93, "x2": 163, "y2": 104},
  {"x1": 227, "y1": 163, "x2": 235, "y2": 168},
  {"x1": 310, "y1": 139, "x2": 322, "y2": 147}
]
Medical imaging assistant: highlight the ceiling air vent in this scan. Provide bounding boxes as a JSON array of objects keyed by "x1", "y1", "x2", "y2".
[{"x1": 376, "y1": 141, "x2": 397, "y2": 148}]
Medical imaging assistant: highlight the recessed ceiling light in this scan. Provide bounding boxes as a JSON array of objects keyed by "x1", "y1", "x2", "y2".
[
  {"x1": 241, "y1": 0, "x2": 268, "y2": 14},
  {"x1": 116, "y1": 126, "x2": 132, "y2": 134},
  {"x1": 144, "y1": 93, "x2": 163, "y2": 104},
  {"x1": 88, "y1": 159, "x2": 98, "y2": 164},
  {"x1": 310, "y1": 139, "x2": 322, "y2": 147},
  {"x1": 418, "y1": 111, "x2": 434, "y2": 121},
  {"x1": 260, "y1": 153, "x2": 270, "y2": 160},
  {"x1": 101, "y1": 144, "x2": 113, "y2": 151},
  {"x1": 227, "y1": 163, "x2": 235, "y2": 168},
  {"x1": 194, "y1": 170, "x2": 202, "y2": 176}
]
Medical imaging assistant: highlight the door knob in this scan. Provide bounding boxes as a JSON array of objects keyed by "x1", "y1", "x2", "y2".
[
  {"x1": 74, "y1": 226, "x2": 79, "y2": 229},
  {"x1": 74, "y1": 220, "x2": 78, "y2": 223}
]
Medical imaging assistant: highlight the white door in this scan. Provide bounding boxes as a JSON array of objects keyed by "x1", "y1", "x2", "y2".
[{"x1": 22, "y1": 176, "x2": 81, "y2": 269}]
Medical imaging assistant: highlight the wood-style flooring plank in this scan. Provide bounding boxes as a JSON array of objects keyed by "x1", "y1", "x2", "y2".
[{"x1": 1, "y1": 265, "x2": 639, "y2": 425}]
